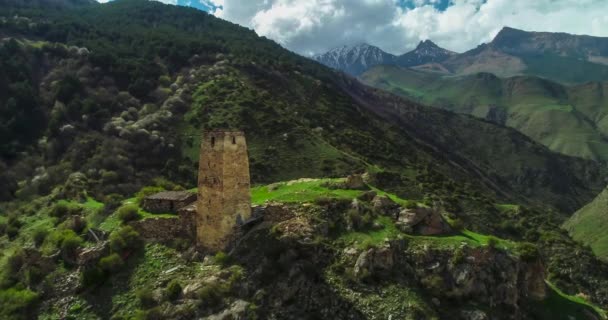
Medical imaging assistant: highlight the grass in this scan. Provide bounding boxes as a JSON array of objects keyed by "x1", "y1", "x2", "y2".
[
  {"x1": 337, "y1": 216, "x2": 403, "y2": 249},
  {"x1": 251, "y1": 178, "x2": 363, "y2": 205},
  {"x1": 99, "y1": 198, "x2": 176, "y2": 233},
  {"x1": 336, "y1": 216, "x2": 515, "y2": 251},
  {"x1": 528, "y1": 281, "x2": 607, "y2": 320},
  {"x1": 564, "y1": 187, "x2": 608, "y2": 260},
  {"x1": 360, "y1": 64, "x2": 608, "y2": 162}
]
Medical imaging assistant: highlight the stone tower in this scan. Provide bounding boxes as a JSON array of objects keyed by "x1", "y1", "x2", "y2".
[{"x1": 196, "y1": 130, "x2": 251, "y2": 251}]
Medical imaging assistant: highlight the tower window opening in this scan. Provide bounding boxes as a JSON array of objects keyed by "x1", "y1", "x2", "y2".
[
  {"x1": 211, "y1": 137, "x2": 215, "y2": 147},
  {"x1": 232, "y1": 136, "x2": 236, "y2": 144}
]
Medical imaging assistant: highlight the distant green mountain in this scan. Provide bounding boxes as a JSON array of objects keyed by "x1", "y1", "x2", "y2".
[
  {"x1": 565, "y1": 187, "x2": 608, "y2": 260},
  {"x1": 427, "y1": 27, "x2": 608, "y2": 84},
  {"x1": 360, "y1": 65, "x2": 608, "y2": 162}
]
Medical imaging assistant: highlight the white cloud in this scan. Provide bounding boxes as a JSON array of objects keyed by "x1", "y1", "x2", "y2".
[{"x1": 204, "y1": 0, "x2": 608, "y2": 55}]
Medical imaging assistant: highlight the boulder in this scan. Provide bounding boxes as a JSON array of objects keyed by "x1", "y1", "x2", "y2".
[
  {"x1": 396, "y1": 207, "x2": 451, "y2": 235},
  {"x1": 263, "y1": 203, "x2": 294, "y2": 223},
  {"x1": 353, "y1": 245, "x2": 395, "y2": 278},
  {"x1": 371, "y1": 195, "x2": 399, "y2": 217},
  {"x1": 344, "y1": 174, "x2": 366, "y2": 189}
]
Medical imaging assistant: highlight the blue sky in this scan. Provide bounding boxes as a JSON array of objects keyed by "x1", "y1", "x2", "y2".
[{"x1": 97, "y1": 0, "x2": 608, "y2": 55}]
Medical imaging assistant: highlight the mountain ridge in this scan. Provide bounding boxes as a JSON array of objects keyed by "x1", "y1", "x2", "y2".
[{"x1": 317, "y1": 27, "x2": 608, "y2": 83}]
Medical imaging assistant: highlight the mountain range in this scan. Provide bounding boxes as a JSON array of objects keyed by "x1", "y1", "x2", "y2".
[
  {"x1": 313, "y1": 40, "x2": 454, "y2": 76},
  {"x1": 315, "y1": 27, "x2": 608, "y2": 84},
  {"x1": 1, "y1": 0, "x2": 608, "y2": 319}
]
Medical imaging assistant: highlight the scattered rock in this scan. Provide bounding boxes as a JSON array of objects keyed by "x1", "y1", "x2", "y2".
[
  {"x1": 461, "y1": 310, "x2": 488, "y2": 320},
  {"x1": 204, "y1": 300, "x2": 252, "y2": 320}
]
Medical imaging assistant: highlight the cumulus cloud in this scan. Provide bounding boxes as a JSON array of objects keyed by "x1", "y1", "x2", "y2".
[{"x1": 202, "y1": 0, "x2": 608, "y2": 55}]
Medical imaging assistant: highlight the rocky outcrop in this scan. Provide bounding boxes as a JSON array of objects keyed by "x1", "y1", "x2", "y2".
[
  {"x1": 344, "y1": 174, "x2": 366, "y2": 189},
  {"x1": 204, "y1": 300, "x2": 253, "y2": 320},
  {"x1": 371, "y1": 195, "x2": 399, "y2": 217},
  {"x1": 406, "y1": 245, "x2": 547, "y2": 311},
  {"x1": 353, "y1": 244, "x2": 395, "y2": 278},
  {"x1": 396, "y1": 207, "x2": 451, "y2": 235}
]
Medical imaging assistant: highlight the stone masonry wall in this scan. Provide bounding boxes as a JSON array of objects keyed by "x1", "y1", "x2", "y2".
[
  {"x1": 130, "y1": 210, "x2": 196, "y2": 241},
  {"x1": 197, "y1": 130, "x2": 251, "y2": 251}
]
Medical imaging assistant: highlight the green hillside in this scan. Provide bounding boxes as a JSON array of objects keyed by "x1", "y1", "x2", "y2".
[
  {"x1": 1, "y1": 0, "x2": 608, "y2": 319},
  {"x1": 360, "y1": 65, "x2": 608, "y2": 161},
  {"x1": 564, "y1": 187, "x2": 608, "y2": 260}
]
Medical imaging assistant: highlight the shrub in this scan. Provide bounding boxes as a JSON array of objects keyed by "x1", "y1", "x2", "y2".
[
  {"x1": 32, "y1": 229, "x2": 49, "y2": 247},
  {"x1": 6, "y1": 225, "x2": 20, "y2": 239},
  {"x1": 516, "y1": 242, "x2": 540, "y2": 262},
  {"x1": 99, "y1": 253, "x2": 124, "y2": 273},
  {"x1": 405, "y1": 201, "x2": 418, "y2": 209},
  {"x1": 213, "y1": 251, "x2": 231, "y2": 266},
  {"x1": 6, "y1": 250, "x2": 25, "y2": 276},
  {"x1": 450, "y1": 218, "x2": 465, "y2": 231},
  {"x1": 135, "y1": 186, "x2": 164, "y2": 206},
  {"x1": 136, "y1": 287, "x2": 156, "y2": 309},
  {"x1": 165, "y1": 280, "x2": 182, "y2": 301},
  {"x1": 24, "y1": 266, "x2": 45, "y2": 287},
  {"x1": 81, "y1": 266, "x2": 106, "y2": 288},
  {"x1": 60, "y1": 231, "x2": 84, "y2": 258},
  {"x1": 49, "y1": 202, "x2": 69, "y2": 218},
  {"x1": 0, "y1": 222, "x2": 6, "y2": 236},
  {"x1": 117, "y1": 204, "x2": 141, "y2": 223},
  {"x1": 487, "y1": 236, "x2": 499, "y2": 249},
  {"x1": 0, "y1": 288, "x2": 39, "y2": 320},
  {"x1": 109, "y1": 226, "x2": 142, "y2": 253},
  {"x1": 102, "y1": 194, "x2": 124, "y2": 215}
]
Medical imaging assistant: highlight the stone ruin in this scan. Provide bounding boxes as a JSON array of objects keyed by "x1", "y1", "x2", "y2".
[
  {"x1": 134, "y1": 130, "x2": 252, "y2": 252},
  {"x1": 141, "y1": 190, "x2": 196, "y2": 214}
]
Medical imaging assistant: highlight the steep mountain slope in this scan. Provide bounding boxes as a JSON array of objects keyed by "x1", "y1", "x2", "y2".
[
  {"x1": 0, "y1": 0, "x2": 608, "y2": 318},
  {"x1": 312, "y1": 43, "x2": 396, "y2": 76},
  {"x1": 360, "y1": 65, "x2": 608, "y2": 161},
  {"x1": 395, "y1": 40, "x2": 455, "y2": 67},
  {"x1": 438, "y1": 27, "x2": 608, "y2": 84},
  {"x1": 565, "y1": 187, "x2": 608, "y2": 260}
]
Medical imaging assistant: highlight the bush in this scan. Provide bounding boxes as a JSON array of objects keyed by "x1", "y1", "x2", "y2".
[
  {"x1": 135, "y1": 186, "x2": 164, "y2": 206},
  {"x1": 49, "y1": 202, "x2": 69, "y2": 218},
  {"x1": 0, "y1": 222, "x2": 6, "y2": 236},
  {"x1": 6, "y1": 225, "x2": 20, "y2": 239},
  {"x1": 24, "y1": 266, "x2": 45, "y2": 287},
  {"x1": 165, "y1": 280, "x2": 182, "y2": 301},
  {"x1": 99, "y1": 253, "x2": 124, "y2": 273},
  {"x1": 59, "y1": 231, "x2": 84, "y2": 258},
  {"x1": 450, "y1": 218, "x2": 465, "y2": 231},
  {"x1": 32, "y1": 229, "x2": 48, "y2": 247},
  {"x1": 81, "y1": 266, "x2": 106, "y2": 288},
  {"x1": 109, "y1": 226, "x2": 142, "y2": 253},
  {"x1": 516, "y1": 242, "x2": 540, "y2": 262},
  {"x1": 136, "y1": 287, "x2": 156, "y2": 309},
  {"x1": 487, "y1": 236, "x2": 499, "y2": 249},
  {"x1": 213, "y1": 251, "x2": 231, "y2": 266},
  {"x1": 0, "y1": 288, "x2": 39, "y2": 320},
  {"x1": 405, "y1": 201, "x2": 418, "y2": 209},
  {"x1": 117, "y1": 204, "x2": 141, "y2": 223}
]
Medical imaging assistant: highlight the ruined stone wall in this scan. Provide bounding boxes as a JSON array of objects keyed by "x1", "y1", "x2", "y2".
[
  {"x1": 142, "y1": 199, "x2": 173, "y2": 214},
  {"x1": 197, "y1": 131, "x2": 251, "y2": 251},
  {"x1": 141, "y1": 195, "x2": 196, "y2": 214},
  {"x1": 130, "y1": 210, "x2": 196, "y2": 241}
]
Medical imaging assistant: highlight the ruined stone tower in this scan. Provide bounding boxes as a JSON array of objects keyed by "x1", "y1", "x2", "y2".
[{"x1": 196, "y1": 130, "x2": 251, "y2": 251}]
